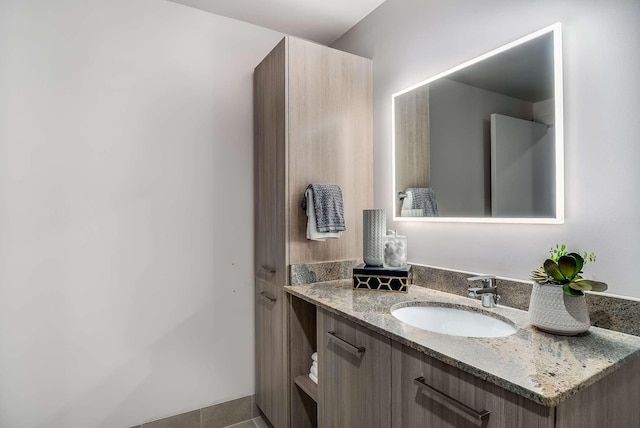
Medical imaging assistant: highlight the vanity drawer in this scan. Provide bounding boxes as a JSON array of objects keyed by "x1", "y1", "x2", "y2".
[
  {"x1": 391, "y1": 342, "x2": 553, "y2": 428},
  {"x1": 317, "y1": 308, "x2": 391, "y2": 428}
]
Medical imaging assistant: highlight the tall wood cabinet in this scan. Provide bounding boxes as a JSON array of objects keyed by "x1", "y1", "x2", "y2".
[{"x1": 254, "y1": 37, "x2": 372, "y2": 428}]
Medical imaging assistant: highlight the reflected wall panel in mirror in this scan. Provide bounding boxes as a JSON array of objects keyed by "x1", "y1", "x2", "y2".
[{"x1": 392, "y1": 23, "x2": 563, "y2": 223}]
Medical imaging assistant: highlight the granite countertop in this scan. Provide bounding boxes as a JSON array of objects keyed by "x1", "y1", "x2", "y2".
[{"x1": 284, "y1": 280, "x2": 640, "y2": 407}]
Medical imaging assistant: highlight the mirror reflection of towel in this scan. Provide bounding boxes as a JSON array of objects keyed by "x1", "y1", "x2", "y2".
[{"x1": 402, "y1": 188, "x2": 438, "y2": 217}]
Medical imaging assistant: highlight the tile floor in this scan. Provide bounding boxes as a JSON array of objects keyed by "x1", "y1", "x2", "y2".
[
  {"x1": 136, "y1": 395, "x2": 269, "y2": 428},
  {"x1": 224, "y1": 417, "x2": 268, "y2": 428}
]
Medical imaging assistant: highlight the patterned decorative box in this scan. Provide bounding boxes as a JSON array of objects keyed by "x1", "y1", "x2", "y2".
[{"x1": 352, "y1": 264, "x2": 411, "y2": 292}]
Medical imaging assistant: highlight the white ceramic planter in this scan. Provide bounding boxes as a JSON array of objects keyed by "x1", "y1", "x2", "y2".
[{"x1": 528, "y1": 282, "x2": 591, "y2": 335}]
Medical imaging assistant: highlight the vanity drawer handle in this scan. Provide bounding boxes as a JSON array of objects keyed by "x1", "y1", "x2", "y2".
[
  {"x1": 258, "y1": 265, "x2": 276, "y2": 278},
  {"x1": 414, "y1": 376, "x2": 490, "y2": 424},
  {"x1": 260, "y1": 291, "x2": 277, "y2": 303},
  {"x1": 326, "y1": 331, "x2": 366, "y2": 356}
]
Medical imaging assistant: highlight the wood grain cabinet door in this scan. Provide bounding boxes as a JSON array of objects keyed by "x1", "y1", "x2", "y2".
[
  {"x1": 317, "y1": 308, "x2": 391, "y2": 428},
  {"x1": 391, "y1": 342, "x2": 553, "y2": 428},
  {"x1": 287, "y1": 36, "x2": 373, "y2": 265},
  {"x1": 255, "y1": 279, "x2": 288, "y2": 428},
  {"x1": 254, "y1": 39, "x2": 287, "y2": 287},
  {"x1": 555, "y1": 357, "x2": 640, "y2": 428}
]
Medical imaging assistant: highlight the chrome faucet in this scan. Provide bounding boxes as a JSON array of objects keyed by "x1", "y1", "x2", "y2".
[{"x1": 467, "y1": 275, "x2": 500, "y2": 308}]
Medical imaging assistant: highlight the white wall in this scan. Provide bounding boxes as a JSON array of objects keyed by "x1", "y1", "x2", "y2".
[
  {"x1": 0, "y1": 1, "x2": 282, "y2": 427},
  {"x1": 333, "y1": 0, "x2": 640, "y2": 299}
]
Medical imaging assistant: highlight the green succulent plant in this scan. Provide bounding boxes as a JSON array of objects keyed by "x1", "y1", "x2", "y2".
[{"x1": 530, "y1": 246, "x2": 608, "y2": 297}]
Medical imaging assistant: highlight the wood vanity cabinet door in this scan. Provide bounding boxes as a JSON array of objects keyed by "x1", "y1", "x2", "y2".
[
  {"x1": 554, "y1": 357, "x2": 640, "y2": 428},
  {"x1": 391, "y1": 342, "x2": 554, "y2": 428},
  {"x1": 255, "y1": 279, "x2": 288, "y2": 428},
  {"x1": 254, "y1": 38, "x2": 287, "y2": 288},
  {"x1": 286, "y1": 37, "x2": 373, "y2": 265},
  {"x1": 317, "y1": 308, "x2": 391, "y2": 428}
]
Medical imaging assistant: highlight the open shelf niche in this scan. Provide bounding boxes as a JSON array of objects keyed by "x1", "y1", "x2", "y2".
[{"x1": 289, "y1": 295, "x2": 318, "y2": 428}]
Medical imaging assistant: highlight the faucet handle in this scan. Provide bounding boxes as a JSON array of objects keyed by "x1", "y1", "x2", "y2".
[{"x1": 467, "y1": 275, "x2": 496, "y2": 288}]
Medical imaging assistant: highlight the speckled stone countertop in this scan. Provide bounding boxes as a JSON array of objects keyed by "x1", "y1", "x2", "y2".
[{"x1": 284, "y1": 280, "x2": 640, "y2": 407}]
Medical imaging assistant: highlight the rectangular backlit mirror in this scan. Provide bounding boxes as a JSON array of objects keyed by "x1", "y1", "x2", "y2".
[{"x1": 392, "y1": 23, "x2": 564, "y2": 223}]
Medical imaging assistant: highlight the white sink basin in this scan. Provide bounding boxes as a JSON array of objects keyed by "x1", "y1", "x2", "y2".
[{"x1": 391, "y1": 303, "x2": 517, "y2": 338}]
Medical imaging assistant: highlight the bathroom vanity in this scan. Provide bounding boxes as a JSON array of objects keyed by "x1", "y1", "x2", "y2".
[
  {"x1": 254, "y1": 24, "x2": 640, "y2": 428},
  {"x1": 285, "y1": 279, "x2": 640, "y2": 428}
]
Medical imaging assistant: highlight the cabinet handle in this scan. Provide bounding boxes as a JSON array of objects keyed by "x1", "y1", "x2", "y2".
[
  {"x1": 260, "y1": 291, "x2": 277, "y2": 303},
  {"x1": 258, "y1": 265, "x2": 276, "y2": 278},
  {"x1": 326, "y1": 331, "x2": 366, "y2": 356},
  {"x1": 414, "y1": 376, "x2": 490, "y2": 424}
]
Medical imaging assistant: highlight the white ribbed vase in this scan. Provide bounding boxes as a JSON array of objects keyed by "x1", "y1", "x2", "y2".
[
  {"x1": 528, "y1": 283, "x2": 591, "y2": 336},
  {"x1": 363, "y1": 209, "x2": 386, "y2": 267}
]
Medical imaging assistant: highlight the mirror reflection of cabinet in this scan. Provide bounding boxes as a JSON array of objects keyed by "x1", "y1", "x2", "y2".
[
  {"x1": 393, "y1": 23, "x2": 563, "y2": 223},
  {"x1": 490, "y1": 113, "x2": 555, "y2": 217}
]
